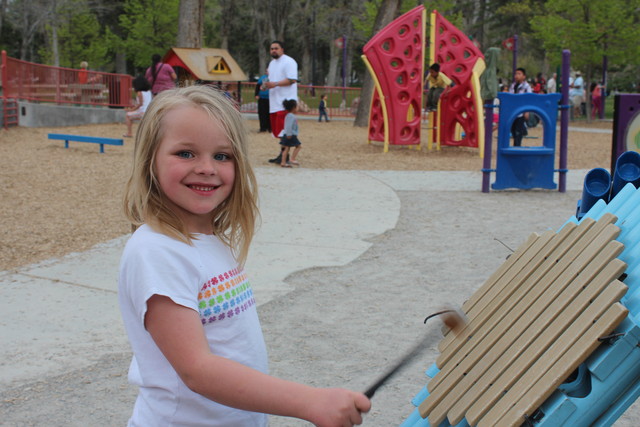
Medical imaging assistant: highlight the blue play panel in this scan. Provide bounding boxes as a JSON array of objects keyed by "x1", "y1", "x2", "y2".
[{"x1": 492, "y1": 93, "x2": 562, "y2": 190}]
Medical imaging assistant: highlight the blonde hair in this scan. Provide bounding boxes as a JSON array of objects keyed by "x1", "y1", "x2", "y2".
[
  {"x1": 123, "y1": 85, "x2": 259, "y2": 266},
  {"x1": 80, "y1": 61, "x2": 88, "y2": 68}
]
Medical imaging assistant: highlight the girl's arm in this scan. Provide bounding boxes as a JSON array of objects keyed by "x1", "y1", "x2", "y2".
[
  {"x1": 146, "y1": 295, "x2": 370, "y2": 426},
  {"x1": 127, "y1": 92, "x2": 143, "y2": 111},
  {"x1": 165, "y1": 63, "x2": 177, "y2": 81},
  {"x1": 125, "y1": 92, "x2": 142, "y2": 111}
]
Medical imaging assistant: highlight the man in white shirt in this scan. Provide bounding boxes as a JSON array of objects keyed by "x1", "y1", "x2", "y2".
[
  {"x1": 570, "y1": 71, "x2": 585, "y2": 118},
  {"x1": 265, "y1": 41, "x2": 298, "y2": 138}
]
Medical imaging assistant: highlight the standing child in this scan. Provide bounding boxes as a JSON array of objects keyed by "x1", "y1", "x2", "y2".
[
  {"x1": 123, "y1": 76, "x2": 152, "y2": 137},
  {"x1": 318, "y1": 94, "x2": 330, "y2": 122},
  {"x1": 119, "y1": 86, "x2": 370, "y2": 426},
  {"x1": 78, "y1": 61, "x2": 89, "y2": 84},
  {"x1": 509, "y1": 67, "x2": 533, "y2": 146},
  {"x1": 280, "y1": 99, "x2": 302, "y2": 168}
]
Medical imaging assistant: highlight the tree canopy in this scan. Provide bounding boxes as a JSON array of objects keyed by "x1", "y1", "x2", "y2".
[{"x1": 0, "y1": 0, "x2": 638, "y2": 90}]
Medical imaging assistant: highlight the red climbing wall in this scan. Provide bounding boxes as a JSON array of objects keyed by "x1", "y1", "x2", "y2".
[
  {"x1": 431, "y1": 10, "x2": 485, "y2": 149},
  {"x1": 362, "y1": 6, "x2": 426, "y2": 147}
]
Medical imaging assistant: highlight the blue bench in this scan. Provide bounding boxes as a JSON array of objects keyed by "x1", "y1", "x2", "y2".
[{"x1": 48, "y1": 133, "x2": 124, "y2": 153}]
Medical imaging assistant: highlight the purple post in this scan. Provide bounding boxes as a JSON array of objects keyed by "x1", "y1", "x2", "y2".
[
  {"x1": 482, "y1": 103, "x2": 494, "y2": 193},
  {"x1": 559, "y1": 50, "x2": 570, "y2": 193},
  {"x1": 512, "y1": 34, "x2": 518, "y2": 80}
]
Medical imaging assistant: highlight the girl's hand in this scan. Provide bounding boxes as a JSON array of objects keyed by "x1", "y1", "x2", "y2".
[
  {"x1": 287, "y1": 135, "x2": 292, "y2": 139},
  {"x1": 307, "y1": 388, "x2": 371, "y2": 427}
]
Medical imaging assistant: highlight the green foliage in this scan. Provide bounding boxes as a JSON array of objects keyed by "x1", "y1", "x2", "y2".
[
  {"x1": 55, "y1": 12, "x2": 109, "y2": 69},
  {"x1": 352, "y1": 0, "x2": 379, "y2": 40},
  {"x1": 495, "y1": 1, "x2": 533, "y2": 18},
  {"x1": 203, "y1": 0, "x2": 223, "y2": 48},
  {"x1": 119, "y1": 0, "x2": 180, "y2": 69},
  {"x1": 5, "y1": 0, "x2": 640, "y2": 89},
  {"x1": 530, "y1": 0, "x2": 640, "y2": 74},
  {"x1": 609, "y1": 65, "x2": 640, "y2": 93},
  {"x1": 424, "y1": 0, "x2": 461, "y2": 27}
]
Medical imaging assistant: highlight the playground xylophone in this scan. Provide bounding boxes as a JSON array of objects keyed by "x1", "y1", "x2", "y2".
[{"x1": 402, "y1": 181, "x2": 640, "y2": 426}]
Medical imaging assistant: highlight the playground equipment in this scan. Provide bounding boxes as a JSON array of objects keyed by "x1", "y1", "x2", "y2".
[
  {"x1": 1, "y1": 51, "x2": 132, "y2": 109},
  {"x1": 163, "y1": 47, "x2": 248, "y2": 84},
  {"x1": 361, "y1": 7, "x2": 485, "y2": 154},
  {"x1": 401, "y1": 178, "x2": 640, "y2": 426},
  {"x1": 2, "y1": 97, "x2": 18, "y2": 129},
  {"x1": 577, "y1": 150, "x2": 640, "y2": 219},
  {"x1": 491, "y1": 92, "x2": 562, "y2": 190},
  {"x1": 362, "y1": 6, "x2": 426, "y2": 152},
  {"x1": 611, "y1": 94, "x2": 640, "y2": 172},
  {"x1": 48, "y1": 133, "x2": 124, "y2": 154},
  {"x1": 429, "y1": 11, "x2": 485, "y2": 155},
  {"x1": 482, "y1": 50, "x2": 571, "y2": 192},
  {"x1": 400, "y1": 92, "x2": 640, "y2": 426},
  {"x1": 573, "y1": 93, "x2": 640, "y2": 218}
]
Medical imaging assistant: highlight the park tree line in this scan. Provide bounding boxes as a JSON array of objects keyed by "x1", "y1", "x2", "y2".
[{"x1": 1, "y1": 0, "x2": 639, "y2": 93}]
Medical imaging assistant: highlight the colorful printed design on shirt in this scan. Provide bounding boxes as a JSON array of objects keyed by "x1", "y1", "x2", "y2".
[{"x1": 197, "y1": 267, "x2": 256, "y2": 324}]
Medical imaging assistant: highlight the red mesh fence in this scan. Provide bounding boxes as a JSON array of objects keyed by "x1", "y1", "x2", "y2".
[{"x1": 2, "y1": 51, "x2": 133, "y2": 108}]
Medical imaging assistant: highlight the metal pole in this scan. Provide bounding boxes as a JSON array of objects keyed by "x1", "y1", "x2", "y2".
[
  {"x1": 559, "y1": 50, "x2": 571, "y2": 193},
  {"x1": 342, "y1": 35, "x2": 347, "y2": 101},
  {"x1": 601, "y1": 55, "x2": 608, "y2": 120},
  {"x1": 482, "y1": 102, "x2": 494, "y2": 193},
  {"x1": 512, "y1": 34, "x2": 518, "y2": 80},
  {"x1": 312, "y1": 8, "x2": 316, "y2": 87}
]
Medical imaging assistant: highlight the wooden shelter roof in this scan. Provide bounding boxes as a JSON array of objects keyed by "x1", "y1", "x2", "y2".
[{"x1": 164, "y1": 47, "x2": 248, "y2": 82}]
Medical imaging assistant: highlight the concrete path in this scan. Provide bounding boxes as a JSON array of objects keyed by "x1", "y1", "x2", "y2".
[{"x1": 7, "y1": 167, "x2": 637, "y2": 426}]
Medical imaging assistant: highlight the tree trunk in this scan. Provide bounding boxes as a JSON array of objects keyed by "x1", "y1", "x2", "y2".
[
  {"x1": 0, "y1": 0, "x2": 6, "y2": 38},
  {"x1": 268, "y1": 0, "x2": 293, "y2": 41},
  {"x1": 51, "y1": 23, "x2": 59, "y2": 67},
  {"x1": 18, "y1": 0, "x2": 50, "y2": 61},
  {"x1": 476, "y1": 0, "x2": 486, "y2": 49},
  {"x1": 177, "y1": 0, "x2": 203, "y2": 48},
  {"x1": 354, "y1": 0, "x2": 403, "y2": 127},
  {"x1": 326, "y1": 42, "x2": 339, "y2": 87},
  {"x1": 585, "y1": 64, "x2": 592, "y2": 123},
  {"x1": 251, "y1": 0, "x2": 269, "y2": 76},
  {"x1": 115, "y1": 52, "x2": 127, "y2": 75},
  {"x1": 299, "y1": 0, "x2": 314, "y2": 86}
]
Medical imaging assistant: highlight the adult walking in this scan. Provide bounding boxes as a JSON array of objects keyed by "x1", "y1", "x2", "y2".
[
  {"x1": 547, "y1": 73, "x2": 557, "y2": 93},
  {"x1": 264, "y1": 41, "x2": 298, "y2": 139},
  {"x1": 145, "y1": 53, "x2": 177, "y2": 96},
  {"x1": 569, "y1": 71, "x2": 585, "y2": 118}
]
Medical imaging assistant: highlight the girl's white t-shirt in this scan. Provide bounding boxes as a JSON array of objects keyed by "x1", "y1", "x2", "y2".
[
  {"x1": 118, "y1": 224, "x2": 268, "y2": 426},
  {"x1": 139, "y1": 90, "x2": 152, "y2": 113}
]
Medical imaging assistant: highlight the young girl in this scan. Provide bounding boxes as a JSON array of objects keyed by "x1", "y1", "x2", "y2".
[
  {"x1": 120, "y1": 86, "x2": 370, "y2": 426},
  {"x1": 123, "y1": 76, "x2": 152, "y2": 137},
  {"x1": 280, "y1": 98, "x2": 302, "y2": 168}
]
